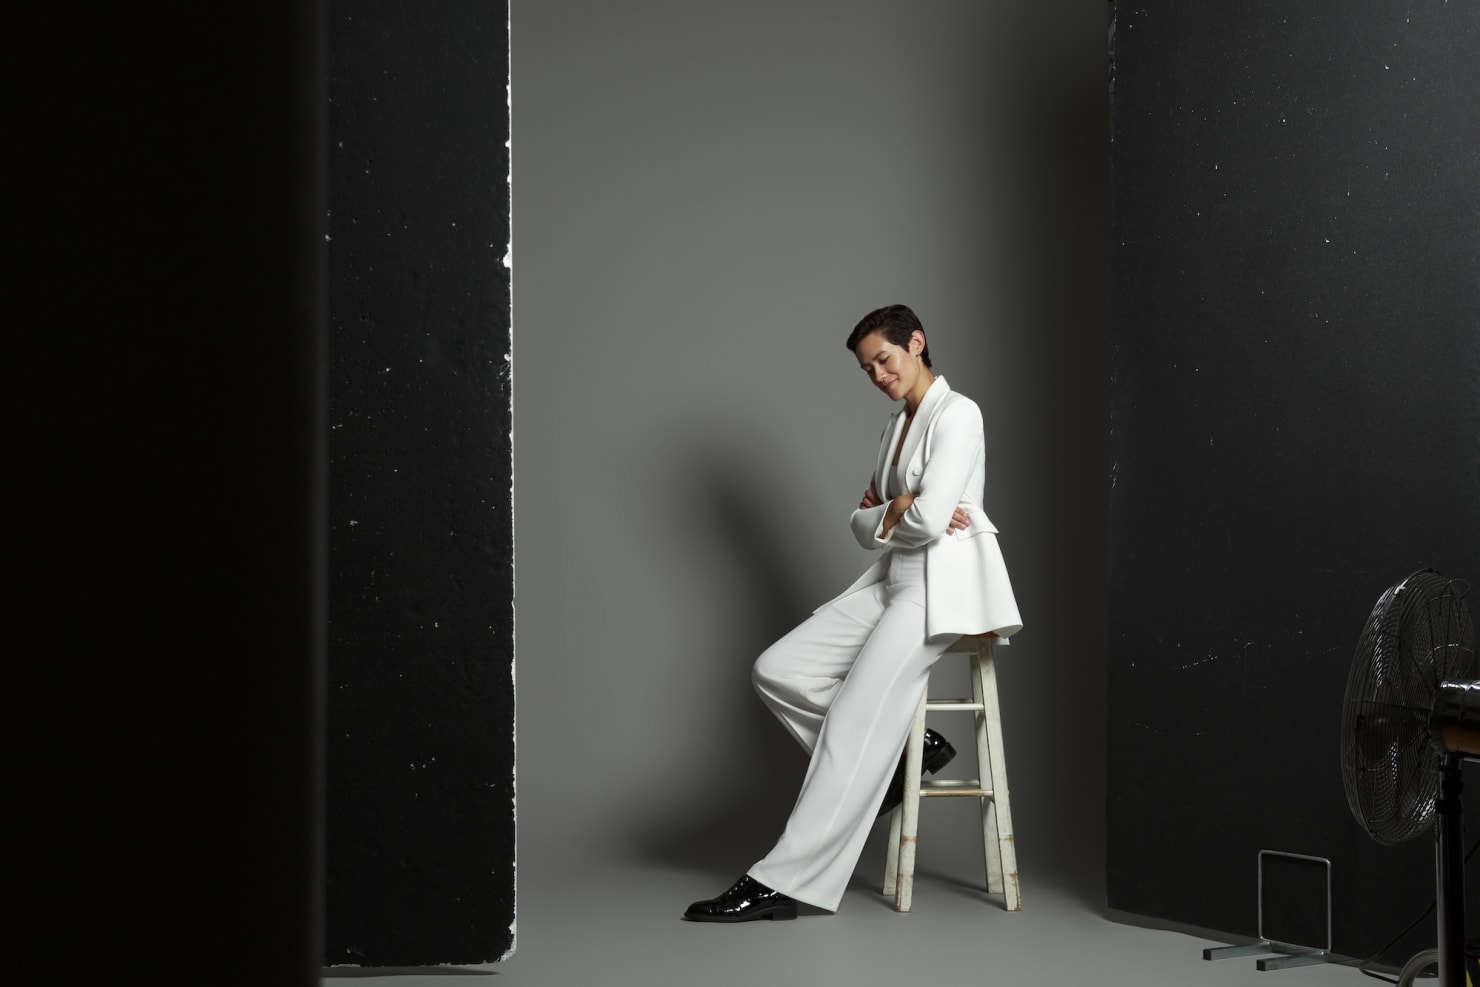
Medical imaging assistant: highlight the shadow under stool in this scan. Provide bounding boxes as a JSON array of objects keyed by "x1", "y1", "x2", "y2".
[{"x1": 883, "y1": 632, "x2": 1020, "y2": 912}]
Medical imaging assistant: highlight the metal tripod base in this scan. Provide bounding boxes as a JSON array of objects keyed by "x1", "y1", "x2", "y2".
[{"x1": 1203, "y1": 941, "x2": 1329, "y2": 972}]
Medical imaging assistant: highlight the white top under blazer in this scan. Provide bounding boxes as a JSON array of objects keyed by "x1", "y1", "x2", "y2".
[{"x1": 821, "y1": 375, "x2": 1024, "y2": 642}]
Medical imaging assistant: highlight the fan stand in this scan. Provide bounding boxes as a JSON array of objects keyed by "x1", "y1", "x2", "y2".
[
  {"x1": 1433, "y1": 752, "x2": 1466, "y2": 987},
  {"x1": 1430, "y1": 677, "x2": 1478, "y2": 987},
  {"x1": 1203, "y1": 850, "x2": 1331, "y2": 972}
]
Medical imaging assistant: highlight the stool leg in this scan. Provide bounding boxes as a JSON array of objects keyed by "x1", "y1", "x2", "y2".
[
  {"x1": 971, "y1": 647, "x2": 1002, "y2": 895},
  {"x1": 883, "y1": 804, "x2": 902, "y2": 896},
  {"x1": 975, "y1": 643, "x2": 1020, "y2": 911},
  {"x1": 893, "y1": 691, "x2": 928, "y2": 912}
]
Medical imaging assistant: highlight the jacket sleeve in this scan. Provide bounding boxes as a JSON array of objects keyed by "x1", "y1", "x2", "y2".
[
  {"x1": 849, "y1": 503, "x2": 890, "y2": 549},
  {"x1": 873, "y1": 400, "x2": 983, "y2": 550}
]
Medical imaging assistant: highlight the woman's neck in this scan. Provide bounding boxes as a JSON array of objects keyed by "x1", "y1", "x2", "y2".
[{"x1": 902, "y1": 370, "x2": 937, "y2": 417}]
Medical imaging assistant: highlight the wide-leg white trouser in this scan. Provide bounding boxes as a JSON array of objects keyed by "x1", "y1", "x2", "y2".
[{"x1": 746, "y1": 548, "x2": 953, "y2": 912}]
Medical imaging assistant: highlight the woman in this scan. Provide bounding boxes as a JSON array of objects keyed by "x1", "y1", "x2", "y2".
[{"x1": 684, "y1": 304, "x2": 1023, "y2": 922}]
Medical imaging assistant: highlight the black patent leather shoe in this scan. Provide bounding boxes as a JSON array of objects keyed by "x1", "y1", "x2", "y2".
[
  {"x1": 683, "y1": 875, "x2": 798, "y2": 923},
  {"x1": 878, "y1": 728, "x2": 957, "y2": 817}
]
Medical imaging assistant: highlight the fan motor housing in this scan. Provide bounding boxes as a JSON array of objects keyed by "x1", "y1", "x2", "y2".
[{"x1": 1430, "y1": 679, "x2": 1480, "y2": 757}]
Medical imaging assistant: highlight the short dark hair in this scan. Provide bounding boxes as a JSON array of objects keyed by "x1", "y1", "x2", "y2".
[{"x1": 846, "y1": 304, "x2": 931, "y2": 369}]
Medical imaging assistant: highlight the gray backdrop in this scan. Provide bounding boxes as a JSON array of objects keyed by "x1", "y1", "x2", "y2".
[{"x1": 512, "y1": 0, "x2": 1111, "y2": 906}]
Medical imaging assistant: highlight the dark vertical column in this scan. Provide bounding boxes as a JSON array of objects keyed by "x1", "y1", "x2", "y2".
[
  {"x1": 325, "y1": 0, "x2": 514, "y2": 966},
  {"x1": 45, "y1": 4, "x2": 328, "y2": 984},
  {"x1": 1109, "y1": 0, "x2": 1479, "y2": 959}
]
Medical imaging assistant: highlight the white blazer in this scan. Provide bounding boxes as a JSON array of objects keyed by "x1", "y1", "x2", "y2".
[{"x1": 820, "y1": 376, "x2": 1023, "y2": 642}]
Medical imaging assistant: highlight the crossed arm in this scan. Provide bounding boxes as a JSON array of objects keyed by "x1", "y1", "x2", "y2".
[
  {"x1": 851, "y1": 400, "x2": 984, "y2": 546},
  {"x1": 859, "y1": 483, "x2": 970, "y2": 537}
]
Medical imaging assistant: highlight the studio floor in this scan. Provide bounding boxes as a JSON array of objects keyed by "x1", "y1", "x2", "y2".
[{"x1": 321, "y1": 860, "x2": 1379, "y2": 987}]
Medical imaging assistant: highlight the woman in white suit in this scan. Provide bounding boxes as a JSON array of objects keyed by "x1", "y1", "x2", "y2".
[{"x1": 684, "y1": 304, "x2": 1022, "y2": 923}]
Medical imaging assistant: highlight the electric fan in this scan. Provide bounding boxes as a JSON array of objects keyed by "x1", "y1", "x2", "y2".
[{"x1": 1341, "y1": 569, "x2": 1478, "y2": 987}]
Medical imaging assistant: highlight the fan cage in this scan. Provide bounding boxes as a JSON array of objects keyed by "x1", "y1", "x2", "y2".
[{"x1": 1340, "y1": 571, "x2": 1476, "y2": 846}]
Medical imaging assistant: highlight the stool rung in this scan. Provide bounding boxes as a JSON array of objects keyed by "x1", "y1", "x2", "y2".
[
  {"x1": 925, "y1": 698, "x2": 985, "y2": 712},
  {"x1": 921, "y1": 779, "x2": 993, "y2": 798}
]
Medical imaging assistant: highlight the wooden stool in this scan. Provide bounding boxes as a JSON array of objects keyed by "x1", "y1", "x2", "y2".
[{"x1": 883, "y1": 633, "x2": 1020, "y2": 912}]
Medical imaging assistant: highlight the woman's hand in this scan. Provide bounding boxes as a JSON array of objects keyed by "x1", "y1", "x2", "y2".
[
  {"x1": 859, "y1": 481, "x2": 882, "y2": 510},
  {"x1": 947, "y1": 506, "x2": 971, "y2": 534}
]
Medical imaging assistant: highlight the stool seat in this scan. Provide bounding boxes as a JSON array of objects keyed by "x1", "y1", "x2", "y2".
[{"x1": 882, "y1": 634, "x2": 1020, "y2": 912}]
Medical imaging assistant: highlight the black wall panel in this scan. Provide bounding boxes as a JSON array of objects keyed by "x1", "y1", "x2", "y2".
[
  {"x1": 326, "y1": 1, "x2": 514, "y2": 966},
  {"x1": 1110, "y1": 0, "x2": 1478, "y2": 962},
  {"x1": 48, "y1": 6, "x2": 327, "y2": 985}
]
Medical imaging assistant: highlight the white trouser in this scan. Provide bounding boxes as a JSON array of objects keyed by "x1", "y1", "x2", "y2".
[{"x1": 747, "y1": 547, "x2": 953, "y2": 911}]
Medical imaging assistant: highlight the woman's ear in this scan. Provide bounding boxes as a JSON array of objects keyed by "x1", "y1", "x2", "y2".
[{"x1": 910, "y1": 329, "x2": 925, "y2": 357}]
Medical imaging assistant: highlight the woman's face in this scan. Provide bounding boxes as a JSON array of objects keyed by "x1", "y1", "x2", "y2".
[{"x1": 855, "y1": 330, "x2": 924, "y2": 403}]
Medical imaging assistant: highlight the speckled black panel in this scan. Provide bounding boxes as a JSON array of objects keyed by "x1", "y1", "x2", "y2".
[
  {"x1": 1108, "y1": 0, "x2": 1479, "y2": 962},
  {"x1": 326, "y1": 0, "x2": 514, "y2": 967}
]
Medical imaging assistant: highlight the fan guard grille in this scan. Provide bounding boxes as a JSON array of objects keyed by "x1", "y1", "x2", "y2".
[{"x1": 1340, "y1": 570, "x2": 1475, "y2": 846}]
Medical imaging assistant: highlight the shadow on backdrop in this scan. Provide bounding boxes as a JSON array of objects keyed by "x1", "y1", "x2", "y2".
[
  {"x1": 951, "y1": 2, "x2": 1113, "y2": 915},
  {"x1": 626, "y1": 440, "x2": 835, "y2": 876}
]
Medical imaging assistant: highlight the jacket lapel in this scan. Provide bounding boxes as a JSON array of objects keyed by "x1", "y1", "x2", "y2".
[
  {"x1": 876, "y1": 412, "x2": 905, "y2": 495},
  {"x1": 894, "y1": 376, "x2": 951, "y2": 488}
]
